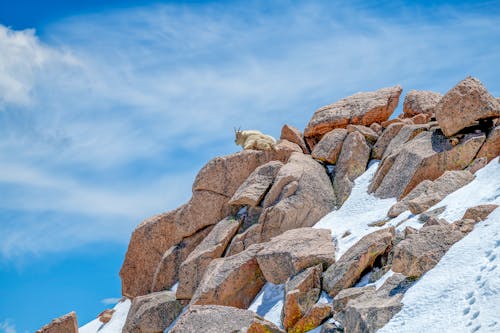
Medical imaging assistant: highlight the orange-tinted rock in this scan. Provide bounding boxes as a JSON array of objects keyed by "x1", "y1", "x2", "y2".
[
  {"x1": 435, "y1": 77, "x2": 500, "y2": 136},
  {"x1": 476, "y1": 126, "x2": 500, "y2": 162},
  {"x1": 288, "y1": 303, "x2": 332, "y2": 333},
  {"x1": 323, "y1": 228, "x2": 394, "y2": 297},
  {"x1": 410, "y1": 113, "x2": 431, "y2": 124},
  {"x1": 281, "y1": 124, "x2": 309, "y2": 153},
  {"x1": 36, "y1": 312, "x2": 78, "y2": 333},
  {"x1": 333, "y1": 131, "x2": 370, "y2": 204},
  {"x1": 170, "y1": 305, "x2": 284, "y2": 333},
  {"x1": 191, "y1": 245, "x2": 266, "y2": 309},
  {"x1": 403, "y1": 90, "x2": 442, "y2": 117},
  {"x1": 381, "y1": 118, "x2": 404, "y2": 128},
  {"x1": 151, "y1": 225, "x2": 213, "y2": 293},
  {"x1": 259, "y1": 153, "x2": 335, "y2": 240},
  {"x1": 304, "y1": 86, "x2": 402, "y2": 147},
  {"x1": 98, "y1": 309, "x2": 115, "y2": 324},
  {"x1": 311, "y1": 128, "x2": 348, "y2": 164},
  {"x1": 256, "y1": 228, "x2": 335, "y2": 284},
  {"x1": 177, "y1": 217, "x2": 241, "y2": 300},
  {"x1": 229, "y1": 161, "x2": 283, "y2": 207}
]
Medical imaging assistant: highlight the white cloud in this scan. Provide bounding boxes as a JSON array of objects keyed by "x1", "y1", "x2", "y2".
[
  {"x1": 0, "y1": 1, "x2": 499, "y2": 258},
  {"x1": 0, "y1": 320, "x2": 17, "y2": 333},
  {"x1": 101, "y1": 297, "x2": 122, "y2": 305}
]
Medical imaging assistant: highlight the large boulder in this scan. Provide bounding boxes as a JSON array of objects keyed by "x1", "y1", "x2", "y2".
[
  {"x1": 476, "y1": 126, "x2": 500, "y2": 162},
  {"x1": 288, "y1": 303, "x2": 332, "y2": 333},
  {"x1": 371, "y1": 122, "x2": 405, "y2": 159},
  {"x1": 281, "y1": 124, "x2": 309, "y2": 154},
  {"x1": 387, "y1": 170, "x2": 474, "y2": 217},
  {"x1": 36, "y1": 312, "x2": 78, "y2": 333},
  {"x1": 177, "y1": 217, "x2": 241, "y2": 300},
  {"x1": 304, "y1": 86, "x2": 402, "y2": 147},
  {"x1": 121, "y1": 146, "x2": 299, "y2": 297},
  {"x1": 226, "y1": 223, "x2": 263, "y2": 256},
  {"x1": 151, "y1": 225, "x2": 213, "y2": 292},
  {"x1": 191, "y1": 244, "x2": 266, "y2": 309},
  {"x1": 435, "y1": 77, "x2": 500, "y2": 136},
  {"x1": 462, "y1": 204, "x2": 498, "y2": 222},
  {"x1": 381, "y1": 123, "x2": 431, "y2": 160},
  {"x1": 333, "y1": 131, "x2": 371, "y2": 205},
  {"x1": 402, "y1": 90, "x2": 442, "y2": 117},
  {"x1": 170, "y1": 305, "x2": 284, "y2": 333},
  {"x1": 259, "y1": 153, "x2": 336, "y2": 240},
  {"x1": 256, "y1": 228, "x2": 335, "y2": 284},
  {"x1": 282, "y1": 265, "x2": 323, "y2": 330},
  {"x1": 229, "y1": 161, "x2": 284, "y2": 207},
  {"x1": 392, "y1": 224, "x2": 464, "y2": 277},
  {"x1": 123, "y1": 291, "x2": 183, "y2": 333},
  {"x1": 370, "y1": 130, "x2": 485, "y2": 199},
  {"x1": 311, "y1": 128, "x2": 348, "y2": 164},
  {"x1": 323, "y1": 228, "x2": 394, "y2": 297}
]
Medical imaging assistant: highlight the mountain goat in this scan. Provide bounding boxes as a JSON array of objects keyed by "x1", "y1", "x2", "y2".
[{"x1": 234, "y1": 127, "x2": 277, "y2": 150}]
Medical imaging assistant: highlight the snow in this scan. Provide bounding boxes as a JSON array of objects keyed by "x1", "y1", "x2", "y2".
[
  {"x1": 314, "y1": 161, "x2": 397, "y2": 259},
  {"x1": 79, "y1": 299, "x2": 131, "y2": 333},
  {"x1": 248, "y1": 282, "x2": 284, "y2": 328},
  {"x1": 379, "y1": 206, "x2": 500, "y2": 332}
]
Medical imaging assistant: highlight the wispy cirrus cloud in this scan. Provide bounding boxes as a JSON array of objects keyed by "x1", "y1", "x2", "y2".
[
  {"x1": 1, "y1": 1, "x2": 499, "y2": 259},
  {"x1": 0, "y1": 320, "x2": 17, "y2": 333}
]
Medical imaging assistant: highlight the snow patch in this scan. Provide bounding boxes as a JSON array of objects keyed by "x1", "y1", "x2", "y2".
[
  {"x1": 248, "y1": 282, "x2": 284, "y2": 328},
  {"x1": 79, "y1": 299, "x2": 131, "y2": 333}
]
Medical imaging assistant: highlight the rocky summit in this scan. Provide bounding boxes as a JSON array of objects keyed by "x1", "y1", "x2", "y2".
[{"x1": 45, "y1": 77, "x2": 500, "y2": 333}]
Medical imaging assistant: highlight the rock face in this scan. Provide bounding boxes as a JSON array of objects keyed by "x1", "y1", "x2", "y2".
[
  {"x1": 381, "y1": 124, "x2": 430, "y2": 160},
  {"x1": 435, "y1": 77, "x2": 500, "y2": 136},
  {"x1": 346, "y1": 124, "x2": 379, "y2": 144},
  {"x1": 403, "y1": 90, "x2": 442, "y2": 117},
  {"x1": 370, "y1": 130, "x2": 485, "y2": 199},
  {"x1": 392, "y1": 224, "x2": 464, "y2": 277},
  {"x1": 36, "y1": 312, "x2": 78, "y2": 333},
  {"x1": 323, "y1": 228, "x2": 394, "y2": 297},
  {"x1": 123, "y1": 291, "x2": 183, "y2": 333},
  {"x1": 256, "y1": 228, "x2": 335, "y2": 284},
  {"x1": 282, "y1": 265, "x2": 323, "y2": 330},
  {"x1": 170, "y1": 305, "x2": 284, "y2": 333},
  {"x1": 226, "y1": 223, "x2": 263, "y2": 256},
  {"x1": 281, "y1": 124, "x2": 309, "y2": 154},
  {"x1": 191, "y1": 245, "x2": 266, "y2": 309},
  {"x1": 462, "y1": 204, "x2": 498, "y2": 222},
  {"x1": 98, "y1": 309, "x2": 115, "y2": 323},
  {"x1": 388, "y1": 170, "x2": 474, "y2": 217},
  {"x1": 151, "y1": 225, "x2": 213, "y2": 293},
  {"x1": 121, "y1": 146, "x2": 298, "y2": 297},
  {"x1": 288, "y1": 303, "x2": 332, "y2": 333},
  {"x1": 177, "y1": 217, "x2": 241, "y2": 300},
  {"x1": 371, "y1": 122, "x2": 405, "y2": 159},
  {"x1": 229, "y1": 161, "x2": 284, "y2": 207},
  {"x1": 304, "y1": 86, "x2": 402, "y2": 147},
  {"x1": 259, "y1": 153, "x2": 336, "y2": 240},
  {"x1": 476, "y1": 126, "x2": 500, "y2": 162},
  {"x1": 333, "y1": 131, "x2": 371, "y2": 205},
  {"x1": 311, "y1": 128, "x2": 348, "y2": 164}
]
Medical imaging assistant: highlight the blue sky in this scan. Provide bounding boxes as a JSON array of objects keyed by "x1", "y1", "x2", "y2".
[{"x1": 0, "y1": 0, "x2": 499, "y2": 331}]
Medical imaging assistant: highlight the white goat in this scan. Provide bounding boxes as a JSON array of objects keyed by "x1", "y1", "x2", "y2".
[{"x1": 234, "y1": 128, "x2": 277, "y2": 151}]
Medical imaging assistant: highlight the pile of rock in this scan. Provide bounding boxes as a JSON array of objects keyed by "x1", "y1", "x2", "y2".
[{"x1": 38, "y1": 76, "x2": 499, "y2": 333}]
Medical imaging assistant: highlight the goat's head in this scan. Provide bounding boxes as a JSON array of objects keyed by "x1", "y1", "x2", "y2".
[{"x1": 234, "y1": 127, "x2": 244, "y2": 145}]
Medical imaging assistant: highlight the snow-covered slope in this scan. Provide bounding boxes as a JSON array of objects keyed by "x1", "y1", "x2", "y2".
[
  {"x1": 79, "y1": 299, "x2": 130, "y2": 333},
  {"x1": 380, "y1": 207, "x2": 500, "y2": 332}
]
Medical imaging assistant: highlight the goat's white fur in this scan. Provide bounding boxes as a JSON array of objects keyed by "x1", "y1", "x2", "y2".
[{"x1": 235, "y1": 129, "x2": 277, "y2": 151}]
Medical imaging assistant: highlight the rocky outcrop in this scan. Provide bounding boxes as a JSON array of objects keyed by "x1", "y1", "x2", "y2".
[
  {"x1": 256, "y1": 228, "x2": 335, "y2": 284},
  {"x1": 226, "y1": 223, "x2": 263, "y2": 256},
  {"x1": 177, "y1": 217, "x2": 241, "y2": 300},
  {"x1": 370, "y1": 130, "x2": 485, "y2": 199},
  {"x1": 323, "y1": 228, "x2": 394, "y2": 297},
  {"x1": 123, "y1": 291, "x2": 182, "y2": 333},
  {"x1": 151, "y1": 225, "x2": 212, "y2": 293},
  {"x1": 98, "y1": 309, "x2": 115, "y2": 323},
  {"x1": 36, "y1": 312, "x2": 78, "y2": 333},
  {"x1": 476, "y1": 126, "x2": 500, "y2": 162},
  {"x1": 333, "y1": 131, "x2": 371, "y2": 204},
  {"x1": 435, "y1": 77, "x2": 500, "y2": 136},
  {"x1": 381, "y1": 123, "x2": 431, "y2": 160},
  {"x1": 387, "y1": 170, "x2": 474, "y2": 217},
  {"x1": 311, "y1": 129, "x2": 348, "y2": 164},
  {"x1": 304, "y1": 86, "x2": 402, "y2": 147},
  {"x1": 191, "y1": 244, "x2": 265, "y2": 309},
  {"x1": 282, "y1": 265, "x2": 323, "y2": 329},
  {"x1": 392, "y1": 224, "x2": 464, "y2": 277},
  {"x1": 403, "y1": 90, "x2": 442, "y2": 117},
  {"x1": 170, "y1": 305, "x2": 284, "y2": 333},
  {"x1": 371, "y1": 122, "x2": 405, "y2": 160},
  {"x1": 229, "y1": 161, "x2": 284, "y2": 207},
  {"x1": 281, "y1": 124, "x2": 309, "y2": 154},
  {"x1": 466, "y1": 157, "x2": 488, "y2": 174},
  {"x1": 462, "y1": 204, "x2": 498, "y2": 222},
  {"x1": 346, "y1": 124, "x2": 379, "y2": 144},
  {"x1": 288, "y1": 303, "x2": 332, "y2": 333},
  {"x1": 259, "y1": 153, "x2": 336, "y2": 240}
]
